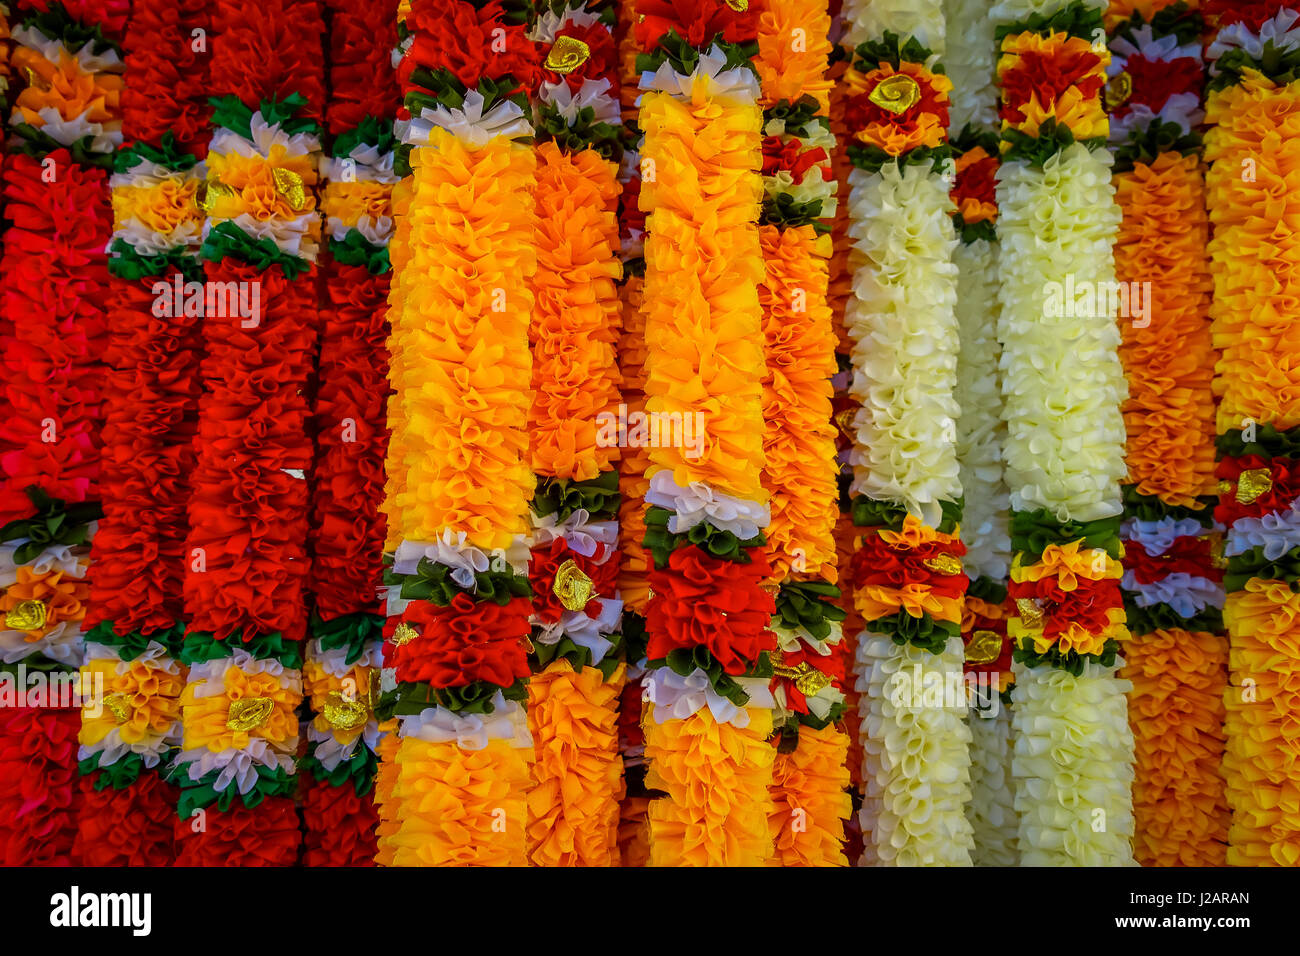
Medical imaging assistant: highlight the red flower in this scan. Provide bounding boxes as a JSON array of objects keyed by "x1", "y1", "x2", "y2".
[
  {"x1": 843, "y1": 68, "x2": 951, "y2": 147},
  {"x1": 0, "y1": 708, "x2": 81, "y2": 865},
  {"x1": 309, "y1": 262, "x2": 391, "y2": 621},
  {"x1": 850, "y1": 533, "x2": 968, "y2": 604},
  {"x1": 184, "y1": 260, "x2": 317, "y2": 644},
  {"x1": 761, "y1": 137, "x2": 831, "y2": 184},
  {"x1": 385, "y1": 594, "x2": 532, "y2": 688},
  {"x1": 121, "y1": 0, "x2": 212, "y2": 155},
  {"x1": 951, "y1": 146, "x2": 998, "y2": 216},
  {"x1": 1203, "y1": 0, "x2": 1300, "y2": 30},
  {"x1": 529, "y1": 537, "x2": 619, "y2": 624},
  {"x1": 998, "y1": 47, "x2": 1105, "y2": 126},
  {"x1": 1125, "y1": 536, "x2": 1220, "y2": 585},
  {"x1": 1215, "y1": 455, "x2": 1300, "y2": 525},
  {"x1": 300, "y1": 776, "x2": 378, "y2": 867},
  {"x1": 208, "y1": 0, "x2": 327, "y2": 120},
  {"x1": 401, "y1": 0, "x2": 539, "y2": 97},
  {"x1": 325, "y1": 0, "x2": 400, "y2": 135},
  {"x1": 173, "y1": 797, "x2": 301, "y2": 866},
  {"x1": 634, "y1": 0, "x2": 757, "y2": 52},
  {"x1": 1114, "y1": 54, "x2": 1201, "y2": 118},
  {"x1": 540, "y1": 21, "x2": 620, "y2": 94},
  {"x1": 646, "y1": 545, "x2": 776, "y2": 674},
  {"x1": 1009, "y1": 575, "x2": 1124, "y2": 641},
  {"x1": 76, "y1": 774, "x2": 178, "y2": 866}
]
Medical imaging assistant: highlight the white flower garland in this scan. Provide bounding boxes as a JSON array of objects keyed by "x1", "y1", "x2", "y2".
[
  {"x1": 966, "y1": 706, "x2": 1017, "y2": 865},
  {"x1": 996, "y1": 142, "x2": 1127, "y2": 524},
  {"x1": 845, "y1": 160, "x2": 962, "y2": 529},
  {"x1": 855, "y1": 633, "x2": 974, "y2": 866}
]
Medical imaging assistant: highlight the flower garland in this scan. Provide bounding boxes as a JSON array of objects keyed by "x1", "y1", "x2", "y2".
[
  {"x1": 1107, "y1": 0, "x2": 1228, "y2": 868},
  {"x1": 523, "y1": 0, "x2": 628, "y2": 868},
  {"x1": 827, "y1": 14, "x2": 867, "y2": 853},
  {"x1": 841, "y1": 0, "x2": 974, "y2": 866},
  {"x1": 613, "y1": 0, "x2": 654, "y2": 866},
  {"x1": 944, "y1": 0, "x2": 1018, "y2": 867},
  {"x1": 753, "y1": 0, "x2": 850, "y2": 868},
  {"x1": 174, "y1": 0, "x2": 325, "y2": 866},
  {"x1": 1204, "y1": 0, "x2": 1300, "y2": 867},
  {"x1": 992, "y1": 0, "x2": 1135, "y2": 866},
  {"x1": 76, "y1": 0, "x2": 209, "y2": 867},
  {"x1": 375, "y1": 0, "x2": 539, "y2": 867},
  {"x1": 298, "y1": 0, "x2": 400, "y2": 867},
  {"x1": 635, "y1": 0, "x2": 777, "y2": 867},
  {"x1": 0, "y1": 0, "x2": 124, "y2": 866}
]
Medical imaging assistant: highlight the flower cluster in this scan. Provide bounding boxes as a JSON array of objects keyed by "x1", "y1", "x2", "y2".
[
  {"x1": 297, "y1": 0, "x2": 401, "y2": 868},
  {"x1": 524, "y1": 6, "x2": 627, "y2": 866},
  {"x1": 635, "y1": 0, "x2": 782, "y2": 867}
]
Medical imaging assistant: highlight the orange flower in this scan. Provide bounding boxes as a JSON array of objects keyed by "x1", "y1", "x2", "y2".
[
  {"x1": 12, "y1": 46, "x2": 122, "y2": 127},
  {"x1": 1, "y1": 567, "x2": 89, "y2": 641},
  {"x1": 180, "y1": 666, "x2": 299, "y2": 753},
  {"x1": 754, "y1": 0, "x2": 834, "y2": 112}
]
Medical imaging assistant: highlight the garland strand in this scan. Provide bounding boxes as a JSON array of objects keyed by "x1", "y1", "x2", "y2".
[
  {"x1": 841, "y1": 0, "x2": 974, "y2": 866},
  {"x1": 376, "y1": 0, "x2": 538, "y2": 866},
  {"x1": 1107, "y1": 0, "x2": 1228, "y2": 868},
  {"x1": 945, "y1": 0, "x2": 1018, "y2": 866},
  {"x1": 636, "y1": 0, "x2": 777, "y2": 867},
  {"x1": 753, "y1": 0, "x2": 851, "y2": 868},
  {"x1": 76, "y1": 0, "x2": 209, "y2": 866},
  {"x1": 992, "y1": 0, "x2": 1135, "y2": 866},
  {"x1": 297, "y1": 0, "x2": 400, "y2": 867},
  {"x1": 0, "y1": 0, "x2": 125, "y2": 865},
  {"x1": 175, "y1": 0, "x2": 325, "y2": 866},
  {"x1": 1204, "y1": 0, "x2": 1300, "y2": 867},
  {"x1": 612, "y1": 0, "x2": 654, "y2": 866},
  {"x1": 523, "y1": 0, "x2": 627, "y2": 867}
]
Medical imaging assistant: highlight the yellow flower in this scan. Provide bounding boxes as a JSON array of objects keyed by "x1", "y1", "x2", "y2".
[{"x1": 181, "y1": 666, "x2": 299, "y2": 753}]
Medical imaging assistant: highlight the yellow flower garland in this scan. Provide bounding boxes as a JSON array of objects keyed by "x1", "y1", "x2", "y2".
[{"x1": 383, "y1": 129, "x2": 536, "y2": 552}]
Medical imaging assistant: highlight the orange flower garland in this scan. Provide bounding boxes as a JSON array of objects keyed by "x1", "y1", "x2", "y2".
[
  {"x1": 375, "y1": 0, "x2": 539, "y2": 867},
  {"x1": 636, "y1": 0, "x2": 779, "y2": 867},
  {"x1": 754, "y1": 0, "x2": 849, "y2": 868},
  {"x1": 1107, "y1": 0, "x2": 1228, "y2": 868},
  {"x1": 1204, "y1": 0, "x2": 1300, "y2": 866}
]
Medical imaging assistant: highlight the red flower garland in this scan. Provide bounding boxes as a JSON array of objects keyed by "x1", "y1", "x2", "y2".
[
  {"x1": 172, "y1": 796, "x2": 301, "y2": 866},
  {"x1": 185, "y1": 260, "x2": 317, "y2": 644},
  {"x1": 310, "y1": 262, "x2": 391, "y2": 621},
  {"x1": 0, "y1": 151, "x2": 109, "y2": 524},
  {"x1": 118, "y1": 0, "x2": 211, "y2": 156},
  {"x1": 0, "y1": 707, "x2": 81, "y2": 866},
  {"x1": 300, "y1": 775, "x2": 379, "y2": 867}
]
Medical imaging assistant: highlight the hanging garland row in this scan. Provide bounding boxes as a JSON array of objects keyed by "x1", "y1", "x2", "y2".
[{"x1": 1107, "y1": 0, "x2": 1228, "y2": 868}]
